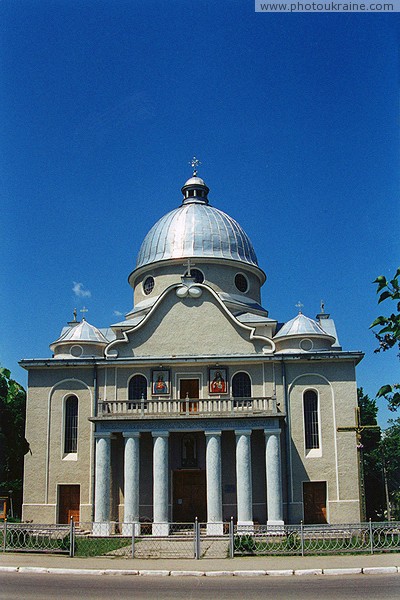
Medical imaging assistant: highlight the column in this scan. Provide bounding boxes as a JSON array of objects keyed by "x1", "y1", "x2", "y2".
[
  {"x1": 152, "y1": 431, "x2": 169, "y2": 536},
  {"x1": 264, "y1": 428, "x2": 284, "y2": 527},
  {"x1": 94, "y1": 433, "x2": 112, "y2": 536},
  {"x1": 122, "y1": 432, "x2": 140, "y2": 536},
  {"x1": 235, "y1": 429, "x2": 253, "y2": 531},
  {"x1": 205, "y1": 430, "x2": 223, "y2": 535}
]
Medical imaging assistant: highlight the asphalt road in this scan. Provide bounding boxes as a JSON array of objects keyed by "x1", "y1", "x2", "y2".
[{"x1": 0, "y1": 573, "x2": 399, "y2": 599}]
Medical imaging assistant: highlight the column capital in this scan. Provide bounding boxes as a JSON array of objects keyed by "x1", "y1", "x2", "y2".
[
  {"x1": 264, "y1": 428, "x2": 281, "y2": 437},
  {"x1": 123, "y1": 432, "x2": 141, "y2": 439},
  {"x1": 205, "y1": 430, "x2": 222, "y2": 437},
  {"x1": 94, "y1": 432, "x2": 113, "y2": 439},
  {"x1": 235, "y1": 429, "x2": 252, "y2": 437},
  {"x1": 152, "y1": 430, "x2": 169, "y2": 438}
]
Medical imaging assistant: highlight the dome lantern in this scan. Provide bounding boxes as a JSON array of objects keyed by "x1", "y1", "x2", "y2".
[{"x1": 181, "y1": 176, "x2": 209, "y2": 204}]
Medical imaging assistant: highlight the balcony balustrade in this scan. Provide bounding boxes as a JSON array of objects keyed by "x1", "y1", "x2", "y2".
[{"x1": 97, "y1": 396, "x2": 279, "y2": 419}]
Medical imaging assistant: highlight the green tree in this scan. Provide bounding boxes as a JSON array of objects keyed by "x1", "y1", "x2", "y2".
[
  {"x1": 358, "y1": 388, "x2": 384, "y2": 520},
  {"x1": 0, "y1": 368, "x2": 29, "y2": 517},
  {"x1": 370, "y1": 267, "x2": 400, "y2": 410},
  {"x1": 381, "y1": 418, "x2": 400, "y2": 520}
]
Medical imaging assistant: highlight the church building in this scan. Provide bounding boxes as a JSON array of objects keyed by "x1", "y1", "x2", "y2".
[{"x1": 21, "y1": 168, "x2": 363, "y2": 533}]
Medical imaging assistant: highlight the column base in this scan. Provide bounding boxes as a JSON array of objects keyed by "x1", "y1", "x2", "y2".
[
  {"x1": 237, "y1": 520, "x2": 254, "y2": 535},
  {"x1": 267, "y1": 519, "x2": 285, "y2": 534},
  {"x1": 152, "y1": 522, "x2": 169, "y2": 536},
  {"x1": 122, "y1": 522, "x2": 141, "y2": 536},
  {"x1": 93, "y1": 522, "x2": 111, "y2": 536},
  {"x1": 206, "y1": 522, "x2": 224, "y2": 536}
]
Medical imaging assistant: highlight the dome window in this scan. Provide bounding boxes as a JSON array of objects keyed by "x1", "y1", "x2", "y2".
[
  {"x1": 235, "y1": 273, "x2": 248, "y2": 293},
  {"x1": 300, "y1": 339, "x2": 313, "y2": 351},
  {"x1": 70, "y1": 345, "x2": 83, "y2": 357},
  {"x1": 143, "y1": 276, "x2": 155, "y2": 295}
]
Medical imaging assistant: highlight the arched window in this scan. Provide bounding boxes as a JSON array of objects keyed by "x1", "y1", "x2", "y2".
[
  {"x1": 232, "y1": 372, "x2": 252, "y2": 408},
  {"x1": 128, "y1": 374, "x2": 147, "y2": 410},
  {"x1": 64, "y1": 395, "x2": 78, "y2": 453},
  {"x1": 304, "y1": 390, "x2": 320, "y2": 450}
]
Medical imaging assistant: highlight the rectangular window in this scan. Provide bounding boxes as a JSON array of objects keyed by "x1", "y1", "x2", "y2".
[
  {"x1": 304, "y1": 390, "x2": 319, "y2": 450},
  {"x1": 64, "y1": 396, "x2": 78, "y2": 453}
]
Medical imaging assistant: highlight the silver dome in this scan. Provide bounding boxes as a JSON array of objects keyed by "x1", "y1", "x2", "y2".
[
  {"x1": 274, "y1": 313, "x2": 332, "y2": 339},
  {"x1": 50, "y1": 319, "x2": 109, "y2": 350},
  {"x1": 136, "y1": 202, "x2": 258, "y2": 269}
]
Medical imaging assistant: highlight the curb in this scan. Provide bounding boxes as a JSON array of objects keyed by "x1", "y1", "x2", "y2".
[
  {"x1": 362, "y1": 566, "x2": 398, "y2": 575},
  {"x1": 323, "y1": 568, "x2": 362, "y2": 575},
  {"x1": 0, "y1": 565, "x2": 399, "y2": 577},
  {"x1": 294, "y1": 569, "x2": 323, "y2": 576}
]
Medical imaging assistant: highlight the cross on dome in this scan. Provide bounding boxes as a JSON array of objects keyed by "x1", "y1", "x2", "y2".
[
  {"x1": 183, "y1": 258, "x2": 195, "y2": 277},
  {"x1": 189, "y1": 156, "x2": 201, "y2": 176},
  {"x1": 295, "y1": 301, "x2": 304, "y2": 314}
]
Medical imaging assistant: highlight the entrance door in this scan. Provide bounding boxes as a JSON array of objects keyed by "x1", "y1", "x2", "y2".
[
  {"x1": 58, "y1": 485, "x2": 80, "y2": 524},
  {"x1": 303, "y1": 481, "x2": 327, "y2": 524},
  {"x1": 173, "y1": 470, "x2": 206, "y2": 522},
  {"x1": 180, "y1": 379, "x2": 199, "y2": 413}
]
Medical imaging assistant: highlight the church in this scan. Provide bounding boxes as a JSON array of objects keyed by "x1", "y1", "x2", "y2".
[{"x1": 21, "y1": 166, "x2": 363, "y2": 533}]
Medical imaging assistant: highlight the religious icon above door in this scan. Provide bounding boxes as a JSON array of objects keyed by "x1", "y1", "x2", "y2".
[
  {"x1": 152, "y1": 369, "x2": 170, "y2": 395},
  {"x1": 209, "y1": 368, "x2": 228, "y2": 394}
]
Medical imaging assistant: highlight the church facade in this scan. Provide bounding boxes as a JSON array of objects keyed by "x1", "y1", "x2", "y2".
[{"x1": 21, "y1": 172, "x2": 363, "y2": 532}]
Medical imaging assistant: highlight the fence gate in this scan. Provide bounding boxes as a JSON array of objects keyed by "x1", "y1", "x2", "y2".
[
  {"x1": 198, "y1": 522, "x2": 232, "y2": 559},
  {"x1": 132, "y1": 522, "x2": 196, "y2": 559}
]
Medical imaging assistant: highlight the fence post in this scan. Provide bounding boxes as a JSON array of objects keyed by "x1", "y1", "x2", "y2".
[
  {"x1": 194, "y1": 518, "x2": 200, "y2": 559},
  {"x1": 69, "y1": 518, "x2": 75, "y2": 558},
  {"x1": 3, "y1": 519, "x2": 6, "y2": 552},
  {"x1": 194, "y1": 518, "x2": 198, "y2": 559},
  {"x1": 369, "y1": 518, "x2": 373, "y2": 555},
  {"x1": 131, "y1": 524, "x2": 135, "y2": 559},
  {"x1": 300, "y1": 520, "x2": 304, "y2": 557},
  {"x1": 229, "y1": 517, "x2": 234, "y2": 558}
]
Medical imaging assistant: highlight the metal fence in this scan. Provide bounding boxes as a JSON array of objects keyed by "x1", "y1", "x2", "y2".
[
  {"x1": 233, "y1": 521, "x2": 400, "y2": 556},
  {"x1": 1, "y1": 522, "x2": 73, "y2": 555},
  {"x1": 2, "y1": 520, "x2": 400, "y2": 558},
  {"x1": 75, "y1": 521, "x2": 198, "y2": 559},
  {"x1": 74, "y1": 520, "x2": 231, "y2": 559}
]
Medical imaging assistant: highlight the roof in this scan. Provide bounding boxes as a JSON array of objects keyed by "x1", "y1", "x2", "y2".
[
  {"x1": 274, "y1": 313, "x2": 333, "y2": 339},
  {"x1": 182, "y1": 176, "x2": 206, "y2": 187},
  {"x1": 135, "y1": 177, "x2": 259, "y2": 269},
  {"x1": 50, "y1": 320, "x2": 109, "y2": 349},
  {"x1": 218, "y1": 292, "x2": 268, "y2": 313},
  {"x1": 235, "y1": 312, "x2": 276, "y2": 324}
]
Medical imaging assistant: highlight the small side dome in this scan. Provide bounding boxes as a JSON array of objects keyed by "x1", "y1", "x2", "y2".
[
  {"x1": 50, "y1": 319, "x2": 109, "y2": 358},
  {"x1": 274, "y1": 313, "x2": 335, "y2": 353}
]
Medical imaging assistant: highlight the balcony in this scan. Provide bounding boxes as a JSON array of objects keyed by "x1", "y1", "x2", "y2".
[{"x1": 96, "y1": 397, "x2": 280, "y2": 420}]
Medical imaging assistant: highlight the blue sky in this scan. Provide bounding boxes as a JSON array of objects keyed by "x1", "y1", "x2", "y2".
[{"x1": 1, "y1": 1, "x2": 399, "y2": 427}]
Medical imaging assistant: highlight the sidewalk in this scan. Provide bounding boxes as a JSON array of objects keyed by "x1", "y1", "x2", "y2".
[{"x1": 1, "y1": 552, "x2": 400, "y2": 576}]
